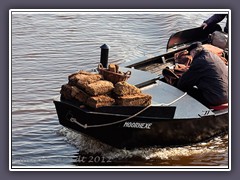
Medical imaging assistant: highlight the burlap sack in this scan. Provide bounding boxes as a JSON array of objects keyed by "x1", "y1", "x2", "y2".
[
  {"x1": 108, "y1": 64, "x2": 119, "y2": 73},
  {"x1": 114, "y1": 81, "x2": 141, "y2": 96},
  {"x1": 202, "y1": 44, "x2": 223, "y2": 56},
  {"x1": 60, "y1": 84, "x2": 73, "y2": 100},
  {"x1": 203, "y1": 44, "x2": 228, "y2": 65},
  {"x1": 85, "y1": 80, "x2": 114, "y2": 96},
  {"x1": 68, "y1": 70, "x2": 103, "y2": 89},
  {"x1": 60, "y1": 84, "x2": 89, "y2": 103},
  {"x1": 116, "y1": 94, "x2": 152, "y2": 106},
  {"x1": 86, "y1": 95, "x2": 115, "y2": 108},
  {"x1": 73, "y1": 87, "x2": 90, "y2": 103}
]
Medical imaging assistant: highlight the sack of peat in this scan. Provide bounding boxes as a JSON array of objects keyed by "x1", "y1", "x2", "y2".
[
  {"x1": 86, "y1": 95, "x2": 115, "y2": 108},
  {"x1": 68, "y1": 70, "x2": 103, "y2": 90},
  {"x1": 116, "y1": 94, "x2": 152, "y2": 106},
  {"x1": 73, "y1": 87, "x2": 90, "y2": 103},
  {"x1": 60, "y1": 84, "x2": 73, "y2": 100},
  {"x1": 85, "y1": 80, "x2": 114, "y2": 96},
  {"x1": 60, "y1": 84, "x2": 89, "y2": 103},
  {"x1": 114, "y1": 81, "x2": 141, "y2": 96}
]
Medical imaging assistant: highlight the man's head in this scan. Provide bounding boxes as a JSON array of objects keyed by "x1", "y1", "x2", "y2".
[{"x1": 188, "y1": 42, "x2": 203, "y2": 57}]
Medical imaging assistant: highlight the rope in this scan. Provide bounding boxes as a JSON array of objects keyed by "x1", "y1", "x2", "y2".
[
  {"x1": 152, "y1": 92, "x2": 187, "y2": 106},
  {"x1": 70, "y1": 104, "x2": 151, "y2": 129},
  {"x1": 69, "y1": 92, "x2": 187, "y2": 129}
]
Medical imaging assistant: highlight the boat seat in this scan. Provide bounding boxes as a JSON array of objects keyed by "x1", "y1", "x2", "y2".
[{"x1": 209, "y1": 103, "x2": 228, "y2": 111}]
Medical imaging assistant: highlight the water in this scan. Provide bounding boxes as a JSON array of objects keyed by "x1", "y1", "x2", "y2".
[{"x1": 10, "y1": 11, "x2": 229, "y2": 169}]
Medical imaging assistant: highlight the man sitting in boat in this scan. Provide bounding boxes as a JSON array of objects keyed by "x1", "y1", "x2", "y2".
[{"x1": 176, "y1": 42, "x2": 228, "y2": 107}]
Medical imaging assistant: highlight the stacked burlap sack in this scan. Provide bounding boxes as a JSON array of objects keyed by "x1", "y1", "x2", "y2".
[
  {"x1": 113, "y1": 81, "x2": 151, "y2": 106},
  {"x1": 60, "y1": 70, "x2": 152, "y2": 108}
]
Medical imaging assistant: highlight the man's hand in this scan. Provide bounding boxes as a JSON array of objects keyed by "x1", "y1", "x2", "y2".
[{"x1": 201, "y1": 22, "x2": 208, "y2": 29}]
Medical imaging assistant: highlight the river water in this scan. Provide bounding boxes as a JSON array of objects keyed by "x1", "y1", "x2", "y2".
[{"x1": 10, "y1": 10, "x2": 229, "y2": 169}]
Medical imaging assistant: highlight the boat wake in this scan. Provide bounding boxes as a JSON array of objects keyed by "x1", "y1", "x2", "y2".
[{"x1": 57, "y1": 127, "x2": 228, "y2": 166}]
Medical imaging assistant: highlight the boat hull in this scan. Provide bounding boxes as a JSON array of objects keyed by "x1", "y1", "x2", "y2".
[{"x1": 54, "y1": 98, "x2": 228, "y2": 149}]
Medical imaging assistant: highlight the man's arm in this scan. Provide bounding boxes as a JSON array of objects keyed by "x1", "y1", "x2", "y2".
[
  {"x1": 201, "y1": 14, "x2": 227, "y2": 30},
  {"x1": 177, "y1": 62, "x2": 203, "y2": 91}
]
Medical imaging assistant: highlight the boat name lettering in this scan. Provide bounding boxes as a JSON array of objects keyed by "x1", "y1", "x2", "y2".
[{"x1": 123, "y1": 122, "x2": 152, "y2": 129}]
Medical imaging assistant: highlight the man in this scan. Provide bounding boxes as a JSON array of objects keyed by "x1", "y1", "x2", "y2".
[
  {"x1": 177, "y1": 42, "x2": 228, "y2": 107},
  {"x1": 201, "y1": 14, "x2": 228, "y2": 33}
]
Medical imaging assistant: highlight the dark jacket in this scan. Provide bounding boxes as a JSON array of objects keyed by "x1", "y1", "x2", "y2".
[
  {"x1": 177, "y1": 49, "x2": 228, "y2": 106},
  {"x1": 204, "y1": 14, "x2": 228, "y2": 33}
]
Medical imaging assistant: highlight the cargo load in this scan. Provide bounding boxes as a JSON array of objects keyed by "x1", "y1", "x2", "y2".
[{"x1": 60, "y1": 65, "x2": 152, "y2": 108}]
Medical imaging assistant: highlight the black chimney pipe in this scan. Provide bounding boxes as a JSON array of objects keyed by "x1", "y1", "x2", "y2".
[{"x1": 100, "y1": 44, "x2": 110, "y2": 68}]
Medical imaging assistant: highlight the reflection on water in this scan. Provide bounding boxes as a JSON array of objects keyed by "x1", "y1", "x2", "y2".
[{"x1": 11, "y1": 11, "x2": 229, "y2": 168}]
